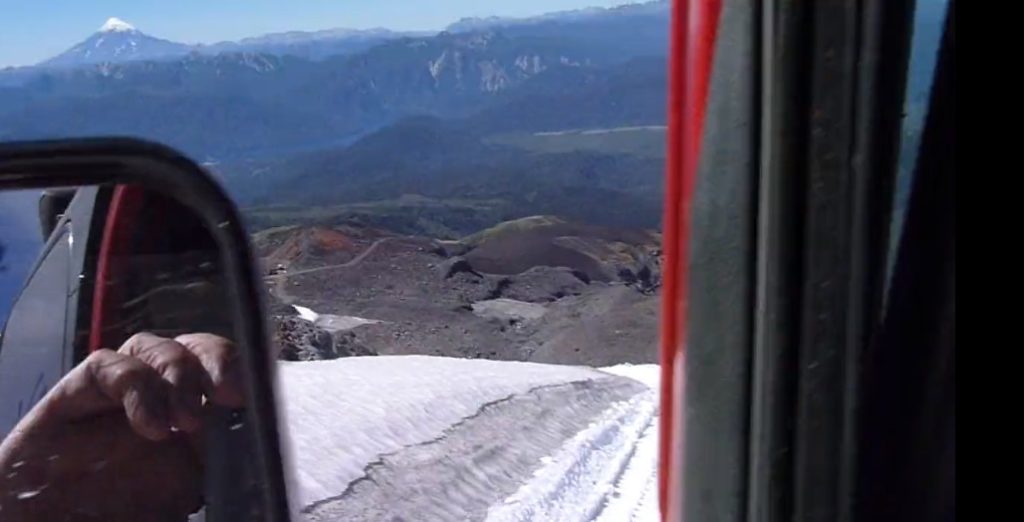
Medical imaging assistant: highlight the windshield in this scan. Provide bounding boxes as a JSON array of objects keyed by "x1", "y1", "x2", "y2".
[{"x1": 1, "y1": 2, "x2": 668, "y2": 520}]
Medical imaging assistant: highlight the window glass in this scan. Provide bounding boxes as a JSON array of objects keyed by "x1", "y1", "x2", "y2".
[
  {"x1": 886, "y1": 0, "x2": 950, "y2": 288},
  {"x1": 0, "y1": 2, "x2": 668, "y2": 520}
]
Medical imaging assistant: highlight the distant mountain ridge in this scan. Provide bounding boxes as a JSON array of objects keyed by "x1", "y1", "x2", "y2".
[
  {"x1": 28, "y1": 17, "x2": 428, "y2": 69},
  {"x1": 199, "y1": 28, "x2": 431, "y2": 62},
  {"x1": 1, "y1": 2, "x2": 671, "y2": 232},
  {"x1": 11, "y1": 1, "x2": 669, "y2": 70},
  {"x1": 447, "y1": 1, "x2": 669, "y2": 32},
  {"x1": 0, "y1": 4, "x2": 669, "y2": 159}
]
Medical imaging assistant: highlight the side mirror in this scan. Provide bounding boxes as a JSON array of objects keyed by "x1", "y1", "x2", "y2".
[{"x1": 0, "y1": 139, "x2": 289, "y2": 521}]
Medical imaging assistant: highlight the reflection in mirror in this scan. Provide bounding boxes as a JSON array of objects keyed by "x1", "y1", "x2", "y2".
[
  {"x1": 0, "y1": 183, "x2": 262, "y2": 521},
  {"x1": 0, "y1": 190, "x2": 43, "y2": 325}
]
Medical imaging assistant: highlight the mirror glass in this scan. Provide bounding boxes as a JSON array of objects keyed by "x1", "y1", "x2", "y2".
[
  {"x1": 0, "y1": 190, "x2": 42, "y2": 324},
  {"x1": 0, "y1": 182, "x2": 264, "y2": 521}
]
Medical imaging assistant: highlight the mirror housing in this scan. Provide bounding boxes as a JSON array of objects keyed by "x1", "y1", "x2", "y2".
[{"x1": 0, "y1": 138, "x2": 290, "y2": 521}]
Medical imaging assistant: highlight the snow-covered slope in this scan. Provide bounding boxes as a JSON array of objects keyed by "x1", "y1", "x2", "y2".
[
  {"x1": 275, "y1": 356, "x2": 660, "y2": 521},
  {"x1": 277, "y1": 356, "x2": 608, "y2": 507}
]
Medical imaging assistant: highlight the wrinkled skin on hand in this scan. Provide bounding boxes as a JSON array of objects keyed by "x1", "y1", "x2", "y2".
[{"x1": 0, "y1": 333, "x2": 245, "y2": 521}]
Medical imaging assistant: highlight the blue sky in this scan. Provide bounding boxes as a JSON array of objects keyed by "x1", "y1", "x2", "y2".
[{"x1": 0, "y1": 0, "x2": 636, "y2": 68}]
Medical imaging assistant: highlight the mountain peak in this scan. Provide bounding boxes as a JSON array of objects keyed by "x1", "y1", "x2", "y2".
[
  {"x1": 100, "y1": 17, "x2": 136, "y2": 33},
  {"x1": 41, "y1": 17, "x2": 186, "y2": 67}
]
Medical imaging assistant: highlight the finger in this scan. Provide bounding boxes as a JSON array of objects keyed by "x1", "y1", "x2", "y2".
[
  {"x1": 174, "y1": 333, "x2": 246, "y2": 408},
  {"x1": 119, "y1": 332, "x2": 208, "y2": 433},
  {"x1": 0, "y1": 350, "x2": 173, "y2": 476},
  {"x1": 75, "y1": 349, "x2": 174, "y2": 441}
]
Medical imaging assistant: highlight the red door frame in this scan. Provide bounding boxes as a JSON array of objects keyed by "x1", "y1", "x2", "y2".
[
  {"x1": 660, "y1": 0, "x2": 722, "y2": 519},
  {"x1": 87, "y1": 185, "x2": 146, "y2": 352}
]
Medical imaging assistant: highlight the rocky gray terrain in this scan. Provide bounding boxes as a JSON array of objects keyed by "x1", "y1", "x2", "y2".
[{"x1": 259, "y1": 216, "x2": 661, "y2": 367}]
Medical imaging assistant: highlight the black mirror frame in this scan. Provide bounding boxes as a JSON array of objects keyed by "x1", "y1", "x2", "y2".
[{"x1": 0, "y1": 137, "x2": 290, "y2": 521}]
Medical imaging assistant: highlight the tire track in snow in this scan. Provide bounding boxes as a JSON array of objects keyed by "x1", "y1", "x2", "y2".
[
  {"x1": 593, "y1": 414, "x2": 659, "y2": 522},
  {"x1": 484, "y1": 390, "x2": 658, "y2": 522},
  {"x1": 303, "y1": 376, "x2": 647, "y2": 521}
]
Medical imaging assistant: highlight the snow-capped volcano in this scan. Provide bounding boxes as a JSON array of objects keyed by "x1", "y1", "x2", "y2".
[{"x1": 42, "y1": 18, "x2": 192, "y2": 67}]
